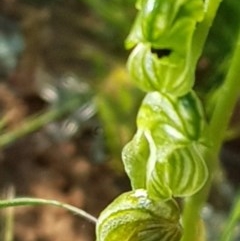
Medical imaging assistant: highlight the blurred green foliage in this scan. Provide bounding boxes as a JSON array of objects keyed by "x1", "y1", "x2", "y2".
[
  {"x1": 198, "y1": 0, "x2": 240, "y2": 92},
  {"x1": 96, "y1": 67, "x2": 142, "y2": 171},
  {"x1": 0, "y1": 0, "x2": 142, "y2": 171}
]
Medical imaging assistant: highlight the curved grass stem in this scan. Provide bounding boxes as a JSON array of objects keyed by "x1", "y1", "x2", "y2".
[
  {"x1": 220, "y1": 192, "x2": 240, "y2": 241},
  {"x1": 191, "y1": 0, "x2": 223, "y2": 66},
  {"x1": 0, "y1": 197, "x2": 97, "y2": 224},
  {"x1": 0, "y1": 97, "x2": 90, "y2": 148}
]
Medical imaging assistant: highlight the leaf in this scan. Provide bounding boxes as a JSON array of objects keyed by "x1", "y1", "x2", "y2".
[{"x1": 96, "y1": 189, "x2": 182, "y2": 241}]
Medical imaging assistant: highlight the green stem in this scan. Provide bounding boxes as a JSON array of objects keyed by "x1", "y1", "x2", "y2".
[
  {"x1": 191, "y1": 0, "x2": 223, "y2": 65},
  {"x1": 3, "y1": 186, "x2": 15, "y2": 241},
  {"x1": 220, "y1": 192, "x2": 240, "y2": 241},
  {"x1": 182, "y1": 30, "x2": 240, "y2": 241},
  {"x1": 0, "y1": 197, "x2": 97, "y2": 224}
]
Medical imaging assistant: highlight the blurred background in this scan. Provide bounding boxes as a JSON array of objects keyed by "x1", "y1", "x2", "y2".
[{"x1": 0, "y1": 0, "x2": 239, "y2": 240}]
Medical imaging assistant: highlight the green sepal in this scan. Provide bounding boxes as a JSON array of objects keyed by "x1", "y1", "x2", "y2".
[
  {"x1": 122, "y1": 130, "x2": 149, "y2": 189},
  {"x1": 127, "y1": 42, "x2": 193, "y2": 96},
  {"x1": 123, "y1": 132, "x2": 208, "y2": 200},
  {"x1": 146, "y1": 140, "x2": 208, "y2": 200},
  {"x1": 126, "y1": 0, "x2": 204, "y2": 95},
  {"x1": 96, "y1": 189, "x2": 182, "y2": 241},
  {"x1": 126, "y1": 0, "x2": 204, "y2": 48},
  {"x1": 122, "y1": 91, "x2": 208, "y2": 200},
  {"x1": 137, "y1": 91, "x2": 206, "y2": 144}
]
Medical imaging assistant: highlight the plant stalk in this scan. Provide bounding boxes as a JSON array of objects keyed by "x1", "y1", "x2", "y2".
[
  {"x1": 191, "y1": 0, "x2": 223, "y2": 66},
  {"x1": 0, "y1": 197, "x2": 97, "y2": 224},
  {"x1": 220, "y1": 192, "x2": 240, "y2": 241},
  {"x1": 182, "y1": 30, "x2": 240, "y2": 241}
]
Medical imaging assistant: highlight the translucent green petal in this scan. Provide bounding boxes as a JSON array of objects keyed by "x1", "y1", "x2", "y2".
[
  {"x1": 126, "y1": 0, "x2": 204, "y2": 48},
  {"x1": 126, "y1": 0, "x2": 204, "y2": 95},
  {"x1": 122, "y1": 130, "x2": 149, "y2": 189},
  {"x1": 96, "y1": 189, "x2": 182, "y2": 241},
  {"x1": 147, "y1": 143, "x2": 208, "y2": 200},
  {"x1": 137, "y1": 91, "x2": 206, "y2": 144},
  {"x1": 127, "y1": 43, "x2": 194, "y2": 96}
]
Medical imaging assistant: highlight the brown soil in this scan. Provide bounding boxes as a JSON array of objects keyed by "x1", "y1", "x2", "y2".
[{"x1": 0, "y1": 1, "x2": 131, "y2": 240}]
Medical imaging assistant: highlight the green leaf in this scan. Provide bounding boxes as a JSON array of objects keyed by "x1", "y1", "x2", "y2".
[
  {"x1": 137, "y1": 91, "x2": 206, "y2": 144},
  {"x1": 96, "y1": 189, "x2": 182, "y2": 241}
]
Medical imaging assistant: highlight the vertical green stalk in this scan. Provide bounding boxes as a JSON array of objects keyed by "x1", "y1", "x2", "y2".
[
  {"x1": 182, "y1": 30, "x2": 240, "y2": 241},
  {"x1": 3, "y1": 187, "x2": 15, "y2": 241},
  {"x1": 220, "y1": 192, "x2": 240, "y2": 241},
  {"x1": 191, "y1": 0, "x2": 223, "y2": 65}
]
